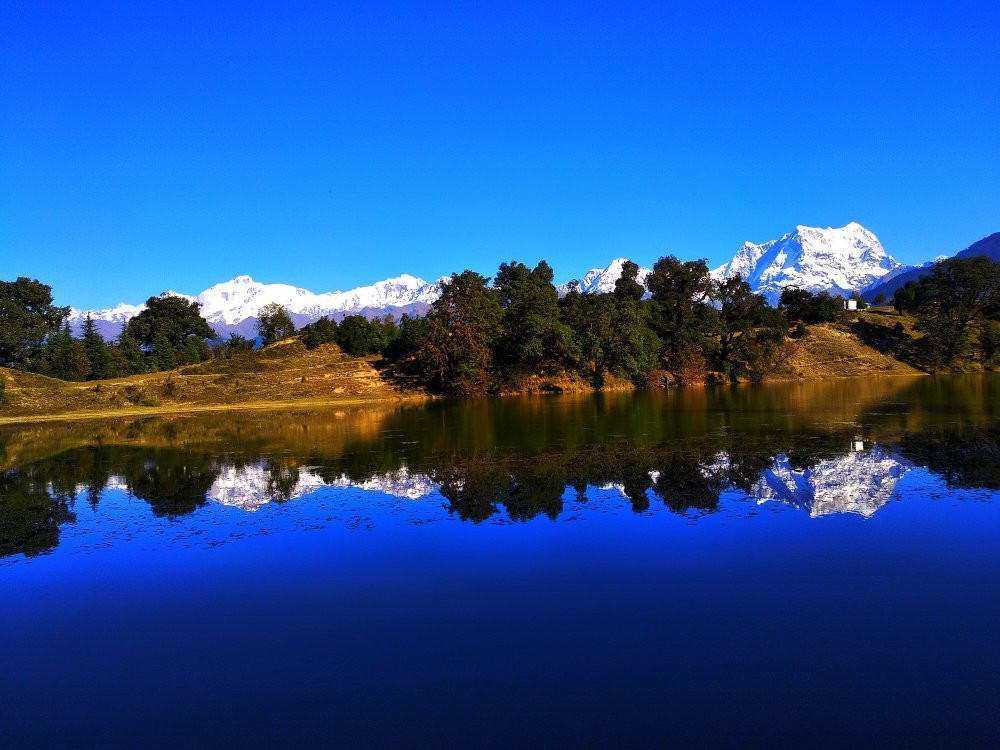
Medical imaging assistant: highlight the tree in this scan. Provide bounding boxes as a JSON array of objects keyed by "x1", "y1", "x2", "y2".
[
  {"x1": 0, "y1": 277, "x2": 68, "y2": 368},
  {"x1": 81, "y1": 316, "x2": 115, "y2": 379},
  {"x1": 560, "y1": 290, "x2": 656, "y2": 386},
  {"x1": 38, "y1": 323, "x2": 77, "y2": 380},
  {"x1": 223, "y1": 333, "x2": 255, "y2": 356},
  {"x1": 125, "y1": 296, "x2": 213, "y2": 350},
  {"x1": 981, "y1": 320, "x2": 1000, "y2": 365},
  {"x1": 910, "y1": 257, "x2": 1000, "y2": 369},
  {"x1": 778, "y1": 288, "x2": 839, "y2": 324},
  {"x1": 712, "y1": 275, "x2": 786, "y2": 380},
  {"x1": 300, "y1": 317, "x2": 338, "y2": 350},
  {"x1": 152, "y1": 332, "x2": 177, "y2": 371},
  {"x1": 645, "y1": 256, "x2": 716, "y2": 377},
  {"x1": 873, "y1": 293, "x2": 888, "y2": 306},
  {"x1": 257, "y1": 303, "x2": 295, "y2": 346},
  {"x1": 493, "y1": 260, "x2": 571, "y2": 381},
  {"x1": 384, "y1": 314, "x2": 431, "y2": 359},
  {"x1": 893, "y1": 281, "x2": 919, "y2": 315},
  {"x1": 418, "y1": 271, "x2": 502, "y2": 395},
  {"x1": 115, "y1": 331, "x2": 147, "y2": 375},
  {"x1": 337, "y1": 315, "x2": 388, "y2": 356},
  {"x1": 613, "y1": 260, "x2": 645, "y2": 301}
]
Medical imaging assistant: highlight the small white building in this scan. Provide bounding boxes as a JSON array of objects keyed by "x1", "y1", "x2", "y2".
[{"x1": 843, "y1": 298, "x2": 858, "y2": 311}]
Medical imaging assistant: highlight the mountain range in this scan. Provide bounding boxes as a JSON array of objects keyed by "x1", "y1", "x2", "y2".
[
  {"x1": 132, "y1": 443, "x2": 912, "y2": 518},
  {"x1": 68, "y1": 223, "x2": 996, "y2": 339}
]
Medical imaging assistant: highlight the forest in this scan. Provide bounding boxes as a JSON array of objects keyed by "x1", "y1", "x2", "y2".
[{"x1": 1, "y1": 254, "x2": 998, "y2": 395}]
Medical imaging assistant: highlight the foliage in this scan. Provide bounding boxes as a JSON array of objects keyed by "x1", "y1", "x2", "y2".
[
  {"x1": 300, "y1": 317, "x2": 338, "y2": 350},
  {"x1": 82, "y1": 316, "x2": 116, "y2": 380},
  {"x1": 873, "y1": 293, "x2": 887, "y2": 306},
  {"x1": 0, "y1": 277, "x2": 68, "y2": 368},
  {"x1": 908, "y1": 257, "x2": 1000, "y2": 369},
  {"x1": 493, "y1": 260, "x2": 572, "y2": 382},
  {"x1": 384, "y1": 314, "x2": 431, "y2": 359},
  {"x1": 893, "y1": 281, "x2": 919, "y2": 315},
  {"x1": 418, "y1": 271, "x2": 502, "y2": 395},
  {"x1": 336, "y1": 315, "x2": 389, "y2": 356},
  {"x1": 152, "y1": 332, "x2": 178, "y2": 371},
  {"x1": 778, "y1": 287, "x2": 840, "y2": 324},
  {"x1": 713, "y1": 275, "x2": 786, "y2": 380},
  {"x1": 126, "y1": 296, "x2": 214, "y2": 349},
  {"x1": 257, "y1": 303, "x2": 296, "y2": 346},
  {"x1": 115, "y1": 331, "x2": 148, "y2": 375},
  {"x1": 981, "y1": 320, "x2": 1000, "y2": 366},
  {"x1": 645, "y1": 256, "x2": 716, "y2": 377}
]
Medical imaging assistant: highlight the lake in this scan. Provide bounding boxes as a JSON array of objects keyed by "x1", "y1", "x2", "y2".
[{"x1": 2, "y1": 375, "x2": 999, "y2": 748}]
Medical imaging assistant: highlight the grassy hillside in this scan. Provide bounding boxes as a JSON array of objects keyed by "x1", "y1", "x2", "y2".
[{"x1": 0, "y1": 340, "x2": 413, "y2": 422}]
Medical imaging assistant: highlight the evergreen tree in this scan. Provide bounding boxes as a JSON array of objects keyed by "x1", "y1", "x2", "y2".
[
  {"x1": 38, "y1": 323, "x2": 74, "y2": 379},
  {"x1": 384, "y1": 314, "x2": 431, "y2": 359},
  {"x1": 115, "y1": 331, "x2": 147, "y2": 375},
  {"x1": 81, "y1": 316, "x2": 115, "y2": 379},
  {"x1": 65, "y1": 339, "x2": 93, "y2": 381},
  {"x1": 152, "y1": 332, "x2": 177, "y2": 371},
  {"x1": 300, "y1": 317, "x2": 338, "y2": 350}
]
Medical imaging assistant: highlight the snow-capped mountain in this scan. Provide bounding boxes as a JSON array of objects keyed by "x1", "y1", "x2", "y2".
[
  {"x1": 712, "y1": 223, "x2": 905, "y2": 304},
  {"x1": 69, "y1": 274, "x2": 442, "y2": 339},
  {"x1": 556, "y1": 257, "x2": 652, "y2": 297},
  {"x1": 206, "y1": 464, "x2": 439, "y2": 512},
  {"x1": 751, "y1": 444, "x2": 913, "y2": 518}
]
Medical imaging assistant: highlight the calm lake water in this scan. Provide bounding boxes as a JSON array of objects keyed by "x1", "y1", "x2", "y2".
[{"x1": 2, "y1": 375, "x2": 999, "y2": 748}]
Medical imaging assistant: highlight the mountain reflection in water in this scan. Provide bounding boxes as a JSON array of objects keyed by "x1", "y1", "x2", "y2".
[{"x1": 1, "y1": 374, "x2": 997, "y2": 560}]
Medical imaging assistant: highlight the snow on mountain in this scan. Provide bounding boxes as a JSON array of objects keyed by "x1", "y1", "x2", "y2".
[
  {"x1": 712, "y1": 223, "x2": 904, "y2": 304},
  {"x1": 751, "y1": 444, "x2": 913, "y2": 518},
  {"x1": 69, "y1": 274, "x2": 442, "y2": 339},
  {"x1": 556, "y1": 257, "x2": 652, "y2": 297},
  {"x1": 206, "y1": 463, "x2": 439, "y2": 512}
]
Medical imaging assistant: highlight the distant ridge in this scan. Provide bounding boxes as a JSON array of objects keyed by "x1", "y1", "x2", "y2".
[
  {"x1": 863, "y1": 231, "x2": 1000, "y2": 302},
  {"x1": 69, "y1": 274, "x2": 442, "y2": 339}
]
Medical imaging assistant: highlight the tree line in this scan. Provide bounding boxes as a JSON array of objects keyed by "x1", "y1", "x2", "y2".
[{"x1": 2, "y1": 253, "x2": 997, "y2": 387}]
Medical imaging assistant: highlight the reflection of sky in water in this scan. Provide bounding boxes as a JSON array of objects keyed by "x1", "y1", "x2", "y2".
[{"x1": 8, "y1": 443, "x2": 993, "y2": 566}]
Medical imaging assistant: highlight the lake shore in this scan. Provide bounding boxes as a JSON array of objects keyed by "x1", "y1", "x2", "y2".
[{"x1": 0, "y1": 317, "x2": 940, "y2": 424}]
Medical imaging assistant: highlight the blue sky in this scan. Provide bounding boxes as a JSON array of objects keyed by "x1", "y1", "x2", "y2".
[{"x1": 2, "y1": 1, "x2": 998, "y2": 308}]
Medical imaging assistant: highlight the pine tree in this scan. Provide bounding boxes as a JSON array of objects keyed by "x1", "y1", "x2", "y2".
[
  {"x1": 152, "y1": 332, "x2": 177, "y2": 371},
  {"x1": 82, "y1": 316, "x2": 115, "y2": 379},
  {"x1": 116, "y1": 331, "x2": 147, "y2": 375},
  {"x1": 39, "y1": 323, "x2": 75, "y2": 379}
]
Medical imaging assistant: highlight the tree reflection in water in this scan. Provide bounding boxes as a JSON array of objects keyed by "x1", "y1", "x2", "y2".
[{"x1": 1, "y1": 375, "x2": 997, "y2": 558}]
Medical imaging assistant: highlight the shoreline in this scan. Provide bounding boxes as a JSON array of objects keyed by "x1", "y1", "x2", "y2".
[{"x1": 0, "y1": 371, "x2": 937, "y2": 425}]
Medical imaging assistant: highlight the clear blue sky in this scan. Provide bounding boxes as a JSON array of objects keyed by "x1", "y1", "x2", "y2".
[{"x1": 2, "y1": 1, "x2": 998, "y2": 308}]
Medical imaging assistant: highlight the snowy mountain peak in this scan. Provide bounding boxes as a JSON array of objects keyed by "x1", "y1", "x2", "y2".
[
  {"x1": 70, "y1": 273, "x2": 442, "y2": 339},
  {"x1": 557, "y1": 257, "x2": 652, "y2": 296},
  {"x1": 712, "y1": 222, "x2": 902, "y2": 304}
]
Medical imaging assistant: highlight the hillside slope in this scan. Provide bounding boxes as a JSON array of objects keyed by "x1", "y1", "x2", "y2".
[{"x1": 0, "y1": 341, "x2": 408, "y2": 422}]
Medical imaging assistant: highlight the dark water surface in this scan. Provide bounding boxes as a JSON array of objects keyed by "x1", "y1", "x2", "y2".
[{"x1": 2, "y1": 375, "x2": 999, "y2": 748}]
